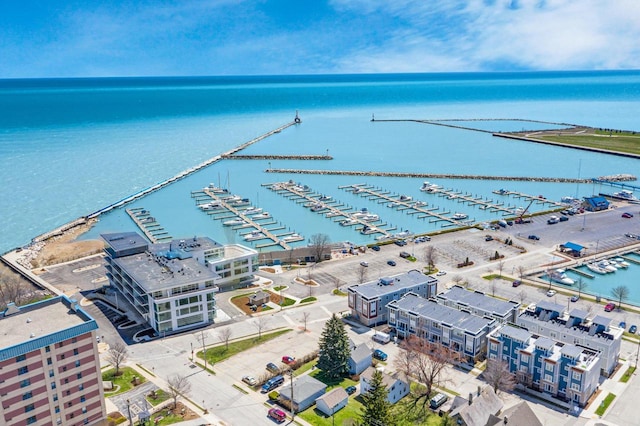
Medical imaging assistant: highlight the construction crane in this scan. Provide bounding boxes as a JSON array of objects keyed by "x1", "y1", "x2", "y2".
[{"x1": 515, "y1": 199, "x2": 535, "y2": 224}]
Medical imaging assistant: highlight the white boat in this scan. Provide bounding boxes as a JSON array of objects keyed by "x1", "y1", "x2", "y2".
[
  {"x1": 399, "y1": 195, "x2": 412, "y2": 202},
  {"x1": 243, "y1": 231, "x2": 265, "y2": 241},
  {"x1": 361, "y1": 214, "x2": 380, "y2": 222},
  {"x1": 413, "y1": 201, "x2": 427, "y2": 207},
  {"x1": 387, "y1": 202, "x2": 400, "y2": 208},
  {"x1": 596, "y1": 260, "x2": 617, "y2": 273},
  {"x1": 613, "y1": 257, "x2": 630, "y2": 268},
  {"x1": 452, "y1": 213, "x2": 468, "y2": 220},
  {"x1": 252, "y1": 212, "x2": 271, "y2": 220},
  {"x1": 243, "y1": 207, "x2": 263, "y2": 215},
  {"x1": 392, "y1": 230, "x2": 413, "y2": 239},
  {"x1": 351, "y1": 208, "x2": 370, "y2": 218},
  {"x1": 612, "y1": 190, "x2": 639, "y2": 202},
  {"x1": 318, "y1": 195, "x2": 332, "y2": 201},
  {"x1": 325, "y1": 211, "x2": 342, "y2": 218},
  {"x1": 549, "y1": 269, "x2": 575, "y2": 285},
  {"x1": 561, "y1": 196, "x2": 578, "y2": 204},
  {"x1": 282, "y1": 233, "x2": 302, "y2": 242},
  {"x1": 420, "y1": 181, "x2": 440, "y2": 192},
  {"x1": 340, "y1": 219, "x2": 359, "y2": 226},
  {"x1": 223, "y1": 218, "x2": 245, "y2": 226},
  {"x1": 360, "y1": 225, "x2": 377, "y2": 235},
  {"x1": 586, "y1": 263, "x2": 608, "y2": 274},
  {"x1": 311, "y1": 203, "x2": 326, "y2": 212},
  {"x1": 205, "y1": 184, "x2": 228, "y2": 194},
  {"x1": 199, "y1": 202, "x2": 223, "y2": 211}
]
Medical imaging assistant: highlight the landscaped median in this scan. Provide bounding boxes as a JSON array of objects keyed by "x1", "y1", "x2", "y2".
[
  {"x1": 595, "y1": 392, "x2": 616, "y2": 416},
  {"x1": 197, "y1": 329, "x2": 291, "y2": 368},
  {"x1": 102, "y1": 366, "x2": 146, "y2": 396}
]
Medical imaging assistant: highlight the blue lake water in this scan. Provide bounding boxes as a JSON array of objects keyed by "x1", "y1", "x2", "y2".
[{"x1": 2, "y1": 71, "x2": 640, "y2": 301}]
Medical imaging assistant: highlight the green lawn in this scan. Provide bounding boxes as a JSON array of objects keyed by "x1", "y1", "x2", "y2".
[
  {"x1": 102, "y1": 366, "x2": 146, "y2": 396},
  {"x1": 534, "y1": 133, "x2": 640, "y2": 155},
  {"x1": 300, "y1": 296, "x2": 317, "y2": 303},
  {"x1": 199, "y1": 329, "x2": 291, "y2": 365},
  {"x1": 299, "y1": 395, "x2": 363, "y2": 426},
  {"x1": 620, "y1": 367, "x2": 636, "y2": 383},
  {"x1": 595, "y1": 393, "x2": 616, "y2": 416},
  {"x1": 273, "y1": 285, "x2": 287, "y2": 291},
  {"x1": 294, "y1": 360, "x2": 318, "y2": 377},
  {"x1": 146, "y1": 389, "x2": 170, "y2": 406},
  {"x1": 281, "y1": 297, "x2": 296, "y2": 307}
]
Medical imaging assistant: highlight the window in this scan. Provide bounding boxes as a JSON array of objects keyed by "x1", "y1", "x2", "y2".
[
  {"x1": 53, "y1": 393, "x2": 58, "y2": 402},
  {"x1": 66, "y1": 390, "x2": 71, "y2": 396},
  {"x1": 84, "y1": 418, "x2": 89, "y2": 425},
  {"x1": 21, "y1": 379, "x2": 31, "y2": 388},
  {"x1": 60, "y1": 354, "x2": 65, "y2": 360},
  {"x1": 16, "y1": 354, "x2": 26, "y2": 362},
  {"x1": 51, "y1": 381, "x2": 56, "y2": 390},
  {"x1": 49, "y1": 369, "x2": 54, "y2": 377},
  {"x1": 55, "y1": 406, "x2": 60, "y2": 413},
  {"x1": 544, "y1": 374, "x2": 553, "y2": 382},
  {"x1": 545, "y1": 363, "x2": 554, "y2": 372},
  {"x1": 58, "y1": 342, "x2": 64, "y2": 348},
  {"x1": 45, "y1": 346, "x2": 50, "y2": 353},
  {"x1": 72, "y1": 337, "x2": 77, "y2": 343},
  {"x1": 64, "y1": 378, "x2": 69, "y2": 384},
  {"x1": 25, "y1": 403, "x2": 35, "y2": 412},
  {"x1": 68, "y1": 401, "x2": 73, "y2": 407},
  {"x1": 73, "y1": 349, "x2": 79, "y2": 356},
  {"x1": 78, "y1": 384, "x2": 84, "y2": 391},
  {"x1": 82, "y1": 407, "x2": 87, "y2": 414},
  {"x1": 23, "y1": 392, "x2": 33, "y2": 400},
  {"x1": 26, "y1": 416, "x2": 37, "y2": 425},
  {"x1": 47, "y1": 357, "x2": 52, "y2": 365},
  {"x1": 571, "y1": 383, "x2": 581, "y2": 391},
  {"x1": 77, "y1": 373, "x2": 82, "y2": 379},
  {"x1": 18, "y1": 366, "x2": 29, "y2": 375},
  {"x1": 75, "y1": 360, "x2": 81, "y2": 368},
  {"x1": 572, "y1": 371, "x2": 582, "y2": 381},
  {"x1": 521, "y1": 353, "x2": 530, "y2": 363},
  {"x1": 80, "y1": 395, "x2": 86, "y2": 402},
  {"x1": 519, "y1": 366, "x2": 528, "y2": 373},
  {"x1": 62, "y1": 366, "x2": 67, "y2": 372},
  {"x1": 490, "y1": 342, "x2": 498, "y2": 351}
]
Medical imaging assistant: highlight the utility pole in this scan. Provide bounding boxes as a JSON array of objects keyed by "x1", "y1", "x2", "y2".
[
  {"x1": 289, "y1": 369, "x2": 295, "y2": 420},
  {"x1": 126, "y1": 399, "x2": 133, "y2": 426},
  {"x1": 199, "y1": 330, "x2": 207, "y2": 371}
]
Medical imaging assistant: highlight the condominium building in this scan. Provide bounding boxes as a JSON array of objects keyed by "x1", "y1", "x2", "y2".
[
  {"x1": 516, "y1": 301, "x2": 622, "y2": 376},
  {"x1": 102, "y1": 232, "x2": 258, "y2": 334},
  {"x1": 487, "y1": 324, "x2": 601, "y2": 408},
  {"x1": 436, "y1": 285, "x2": 520, "y2": 323},
  {"x1": 347, "y1": 270, "x2": 437, "y2": 327},
  {"x1": 0, "y1": 296, "x2": 106, "y2": 426},
  {"x1": 387, "y1": 292, "x2": 496, "y2": 363}
]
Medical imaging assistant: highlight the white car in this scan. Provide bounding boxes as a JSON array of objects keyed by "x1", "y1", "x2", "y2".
[
  {"x1": 546, "y1": 289, "x2": 556, "y2": 297},
  {"x1": 242, "y1": 375, "x2": 257, "y2": 386},
  {"x1": 436, "y1": 271, "x2": 446, "y2": 276}
]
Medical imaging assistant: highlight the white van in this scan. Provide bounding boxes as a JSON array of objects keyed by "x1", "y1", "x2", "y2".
[
  {"x1": 372, "y1": 332, "x2": 390, "y2": 344},
  {"x1": 430, "y1": 393, "x2": 448, "y2": 409}
]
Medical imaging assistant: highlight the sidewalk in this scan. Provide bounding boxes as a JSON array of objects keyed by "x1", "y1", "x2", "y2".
[{"x1": 580, "y1": 358, "x2": 630, "y2": 423}]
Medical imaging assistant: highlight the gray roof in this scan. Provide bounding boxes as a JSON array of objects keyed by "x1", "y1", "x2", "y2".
[
  {"x1": 517, "y1": 311, "x2": 618, "y2": 348},
  {"x1": 351, "y1": 342, "x2": 372, "y2": 364},
  {"x1": 316, "y1": 387, "x2": 348, "y2": 409},
  {"x1": 279, "y1": 375, "x2": 327, "y2": 402},
  {"x1": 495, "y1": 324, "x2": 531, "y2": 343},
  {"x1": 450, "y1": 387, "x2": 503, "y2": 426},
  {"x1": 102, "y1": 231, "x2": 148, "y2": 254},
  {"x1": 536, "y1": 300, "x2": 565, "y2": 313},
  {"x1": 569, "y1": 308, "x2": 589, "y2": 320},
  {"x1": 591, "y1": 315, "x2": 612, "y2": 327},
  {"x1": 437, "y1": 286, "x2": 518, "y2": 317},
  {"x1": 560, "y1": 343, "x2": 583, "y2": 358},
  {"x1": 348, "y1": 270, "x2": 436, "y2": 299},
  {"x1": 534, "y1": 336, "x2": 555, "y2": 351},
  {"x1": 361, "y1": 366, "x2": 405, "y2": 389},
  {"x1": 496, "y1": 401, "x2": 542, "y2": 426},
  {"x1": 389, "y1": 293, "x2": 494, "y2": 335}
]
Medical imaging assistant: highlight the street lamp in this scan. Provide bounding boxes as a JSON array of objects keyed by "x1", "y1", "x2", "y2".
[{"x1": 126, "y1": 399, "x2": 133, "y2": 426}]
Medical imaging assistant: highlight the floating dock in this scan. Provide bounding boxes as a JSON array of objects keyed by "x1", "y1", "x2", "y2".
[{"x1": 126, "y1": 208, "x2": 172, "y2": 243}]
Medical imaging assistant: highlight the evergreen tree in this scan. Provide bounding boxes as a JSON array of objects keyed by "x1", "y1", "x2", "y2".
[
  {"x1": 360, "y1": 369, "x2": 392, "y2": 426},
  {"x1": 317, "y1": 314, "x2": 350, "y2": 379}
]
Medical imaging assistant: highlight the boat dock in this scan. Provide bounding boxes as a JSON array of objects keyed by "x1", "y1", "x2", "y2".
[
  {"x1": 222, "y1": 154, "x2": 332, "y2": 160},
  {"x1": 491, "y1": 189, "x2": 565, "y2": 209},
  {"x1": 342, "y1": 184, "x2": 474, "y2": 228},
  {"x1": 190, "y1": 186, "x2": 304, "y2": 250},
  {"x1": 126, "y1": 208, "x2": 172, "y2": 243},
  {"x1": 568, "y1": 267, "x2": 594, "y2": 279},
  {"x1": 426, "y1": 187, "x2": 516, "y2": 216},
  {"x1": 266, "y1": 181, "x2": 392, "y2": 238}
]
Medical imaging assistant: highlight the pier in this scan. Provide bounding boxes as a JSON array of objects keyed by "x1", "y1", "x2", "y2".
[
  {"x1": 265, "y1": 168, "x2": 591, "y2": 183},
  {"x1": 190, "y1": 186, "x2": 304, "y2": 250},
  {"x1": 491, "y1": 189, "x2": 566, "y2": 209},
  {"x1": 126, "y1": 208, "x2": 172, "y2": 243},
  {"x1": 85, "y1": 118, "x2": 300, "y2": 220},
  {"x1": 222, "y1": 154, "x2": 332, "y2": 160}
]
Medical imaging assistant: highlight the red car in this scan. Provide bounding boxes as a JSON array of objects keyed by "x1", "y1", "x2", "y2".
[
  {"x1": 622, "y1": 212, "x2": 634, "y2": 218},
  {"x1": 604, "y1": 302, "x2": 616, "y2": 312},
  {"x1": 282, "y1": 356, "x2": 295, "y2": 364},
  {"x1": 268, "y1": 408, "x2": 286, "y2": 423}
]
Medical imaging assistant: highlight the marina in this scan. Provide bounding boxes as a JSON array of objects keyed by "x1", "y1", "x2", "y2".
[{"x1": 125, "y1": 208, "x2": 172, "y2": 243}]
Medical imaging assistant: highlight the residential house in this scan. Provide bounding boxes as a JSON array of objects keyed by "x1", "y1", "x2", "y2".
[
  {"x1": 487, "y1": 324, "x2": 601, "y2": 408},
  {"x1": 347, "y1": 270, "x2": 437, "y2": 326},
  {"x1": 315, "y1": 387, "x2": 349, "y2": 417},
  {"x1": 388, "y1": 292, "x2": 496, "y2": 364},
  {"x1": 487, "y1": 401, "x2": 543, "y2": 426},
  {"x1": 436, "y1": 285, "x2": 520, "y2": 323},
  {"x1": 516, "y1": 301, "x2": 622, "y2": 376},
  {"x1": 278, "y1": 375, "x2": 327, "y2": 412},
  {"x1": 360, "y1": 367, "x2": 409, "y2": 405},
  {"x1": 348, "y1": 339, "x2": 372, "y2": 376},
  {"x1": 448, "y1": 386, "x2": 503, "y2": 426},
  {"x1": 0, "y1": 296, "x2": 106, "y2": 426}
]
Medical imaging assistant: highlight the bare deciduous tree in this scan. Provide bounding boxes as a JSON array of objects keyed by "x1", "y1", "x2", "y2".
[
  {"x1": 394, "y1": 336, "x2": 462, "y2": 413},
  {"x1": 301, "y1": 311, "x2": 311, "y2": 331},
  {"x1": 332, "y1": 275, "x2": 343, "y2": 291},
  {"x1": 483, "y1": 359, "x2": 516, "y2": 394},
  {"x1": 308, "y1": 284, "x2": 315, "y2": 298},
  {"x1": 516, "y1": 265, "x2": 526, "y2": 281},
  {"x1": 105, "y1": 341, "x2": 128, "y2": 376},
  {"x1": 497, "y1": 260, "x2": 505, "y2": 278},
  {"x1": 611, "y1": 285, "x2": 630, "y2": 310},
  {"x1": 452, "y1": 275, "x2": 464, "y2": 287},
  {"x1": 490, "y1": 279, "x2": 497, "y2": 297},
  {"x1": 309, "y1": 233, "x2": 330, "y2": 263},
  {"x1": 0, "y1": 268, "x2": 31, "y2": 310},
  {"x1": 254, "y1": 316, "x2": 270, "y2": 339},
  {"x1": 518, "y1": 289, "x2": 527, "y2": 304},
  {"x1": 575, "y1": 278, "x2": 588, "y2": 299},
  {"x1": 167, "y1": 374, "x2": 192, "y2": 408},
  {"x1": 358, "y1": 265, "x2": 368, "y2": 284},
  {"x1": 218, "y1": 327, "x2": 232, "y2": 350},
  {"x1": 423, "y1": 246, "x2": 437, "y2": 273}
]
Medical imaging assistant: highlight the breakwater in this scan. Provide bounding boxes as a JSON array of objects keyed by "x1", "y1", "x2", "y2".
[
  {"x1": 371, "y1": 118, "x2": 578, "y2": 133},
  {"x1": 265, "y1": 168, "x2": 592, "y2": 183},
  {"x1": 222, "y1": 154, "x2": 332, "y2": 160}
]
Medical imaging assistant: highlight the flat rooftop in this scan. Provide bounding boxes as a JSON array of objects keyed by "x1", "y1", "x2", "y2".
[
  {"x1": 0, "y1": 296, "x2": 95, "y2": 354},
  {"x1": 390, "y1": 293, "x2": 494, "y2": 335},
  {"x1": 437, "y1": 285, "x2": 518, "y2": 316},
  {"x1": 348, "y1": 270, "x2": 436, "y2": 299}
]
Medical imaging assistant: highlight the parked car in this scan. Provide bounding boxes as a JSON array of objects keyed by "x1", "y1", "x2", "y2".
[
  {"x1": 399, "y1": 251, "x2": 411, "y2": 258},
  {"x1": 430, "y1": 393, "x2": 449, "y2": 410},
  {"x1": 261, "y1": 375, "x2": 285, "y2": 393},
  {"x1": 268, "y1": 408, "x2": 287, "y2": 423},
  {"x1": 604, "y1": 302, "x2": 616, "y2": 312},
  {"x1": 512, "y1": 280, "x2": 521, "y2": 287},
  {"x1": 630, "y1": 325, "x2": 638, "y2": 334},
  {"x1": 371, "y1": 245, "x2": 380, "y2": 251},
  {"x1": 619, "y1": 321, "x2": 627, "y2": 329},
  {"x1": 373, "y1": 349, "x2": 388, "y2": 361},
  {"x1": 345, "y1": 385, "x2": 357, "y2": 395},
  {"x1": 485, "y1": 235, "x2": 493, "y2": 241},
  {"x1": 266, "y1": 362, "x2": 280, "y2": 373},
  {"x1": 436, "y1": 271, "x2": 447, "y2": 276},
  {"x1": 547, "y1": 216, "x2": 559, "y2": 225},
  {"x1": 528, "y1": 235, "x2": 540, "y2": 240},
  {"x1": 281, "y1": 356, "x2": 295, "y2": 364},
  {"x1": 360, "y1": 261, "x2": 369, "y2": 267},
  {"x1": 242, "y1": 375, "x2": 257, "y2": 386},
  {"x1": 394, "y1": 240, "x2": 407, "y2": 246},
  {"x1": 559, "y1": 216, "x2": 569, "y2": 222},
  {"x1": 546, "y1": 289, "x2": 556, "y2": 297},
  {"x1": 570, "y1": 295, "x2": 580, "y2": 302},
  {"x1": 387, "y1": 260, "x2": 396, "y2": 266},
  {"x1": 622, "y1": 212, "x2": 634, "y2": 218}
]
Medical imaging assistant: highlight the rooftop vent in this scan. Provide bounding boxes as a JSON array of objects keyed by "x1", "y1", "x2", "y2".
[
  {"x1": 26, "y1": 317, "x2": 32, "y2": 323},
  {"x1": 30, "y1": 333, "x2": 36, "y2": 338}
]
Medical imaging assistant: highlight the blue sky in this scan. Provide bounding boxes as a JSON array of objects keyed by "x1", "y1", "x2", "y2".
[{"x1": 1, "y1": 0, "x2": 639, "y2": 78}]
